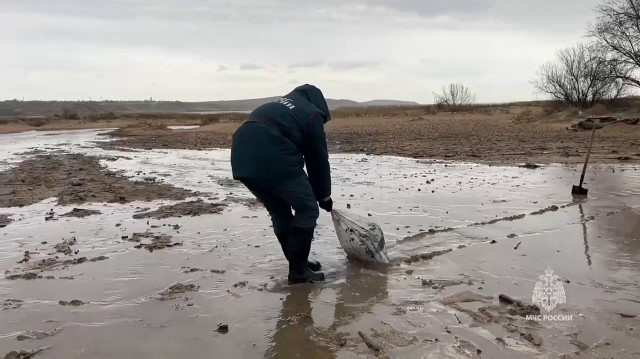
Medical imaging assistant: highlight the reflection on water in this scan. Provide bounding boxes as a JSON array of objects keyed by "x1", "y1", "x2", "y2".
[
  {"x1": 266, "y1": 262, "x2": 389, "y2": 358},
  {"x1": 579, "y1": 204, "x2": 593, "y2": 267},
  {"x1": 332, "y1": 262, "x2": 389, "y2": 327},
  {"x1": 594, "y1": 207, "x2": 640, "y2": 269},
  {"x1": 266, "y1": 284, "x2": 332, "y2": 359}
]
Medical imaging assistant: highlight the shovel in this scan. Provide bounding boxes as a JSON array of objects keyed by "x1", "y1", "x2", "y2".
[{"x1": 572, "y1": 124, "x2": 597, "y2": 196}]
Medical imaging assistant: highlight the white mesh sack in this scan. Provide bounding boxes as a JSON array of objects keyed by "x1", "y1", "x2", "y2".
[{"x1": 331, "y1": 210, "x2": 389, "y2": 264}]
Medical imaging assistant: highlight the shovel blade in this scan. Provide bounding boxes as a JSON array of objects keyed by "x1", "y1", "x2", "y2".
[{"x1": 571, "y1": 185, "x2": 588, "y2": 196}]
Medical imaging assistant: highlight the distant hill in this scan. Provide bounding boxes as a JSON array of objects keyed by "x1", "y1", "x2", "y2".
[
  {"x1": 358, "y1": 100, "x2": 421, "y2": 107},
  {"x1": 0, "y1": 97, "x2": 420, "y2": 117},
  {"x1": 327, "y1": 99, "x2": 421, "y2": 108}
]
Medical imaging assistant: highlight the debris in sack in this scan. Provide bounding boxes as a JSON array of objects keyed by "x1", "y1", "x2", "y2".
[{"x1": 331, "y1": 210, "x2": 389, "y2": 263}]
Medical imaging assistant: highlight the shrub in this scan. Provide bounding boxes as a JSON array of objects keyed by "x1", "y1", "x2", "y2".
[
  {"x1": 61, "y1": 107, "x2": 79, "y2": 120},
  {"x1": 200, "y1": 116, "x2": 220, "y2": 125},
  {"x1": 21, "y1": 117, "x2": 49, "y2": 127}
]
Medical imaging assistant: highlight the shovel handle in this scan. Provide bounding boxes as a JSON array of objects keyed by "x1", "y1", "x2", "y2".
[{"x1": 579, "y1": 125, "x2": 597, "y2": 187}]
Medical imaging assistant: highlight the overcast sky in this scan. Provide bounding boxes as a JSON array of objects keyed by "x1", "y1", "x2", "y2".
[{"x1": 1, "y1": 0, "x2": 601, "y2": 103}]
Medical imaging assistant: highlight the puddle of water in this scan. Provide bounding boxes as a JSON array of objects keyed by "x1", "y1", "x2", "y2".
[
  {"x1": 0, "y1": 129, "x2": 115, "y2": 171},
  {"x1": 1, "y1": 130, "x2": 639, "y2": 358},
  {"x1": 167, "y1": 125, "x2": 201, "y2": 130}
]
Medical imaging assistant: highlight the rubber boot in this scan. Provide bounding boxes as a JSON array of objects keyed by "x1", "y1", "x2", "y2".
[
  {"x1": 276, "y1": 233, "x2": 322, "y2": 272},
  {"x1": 287, "y1": 227, "x2": 325, "y2": 285},
  {"x1": 307, "y1": 259, "x2": 322, "y2": 272}
]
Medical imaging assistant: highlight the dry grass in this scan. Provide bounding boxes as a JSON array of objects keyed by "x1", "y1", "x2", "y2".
[
  {"x1": 3, "y1": 99, "x2": 638, "y2": 138},
  {"x1": 200, "y1": 117, "x2": 220, "y2": 126},
  {"x1": 21, "y1": 118, "x2": 50, "y2": 127},
  {"x1": 584, "y1": 103, "x2": 610, "y2": 116},
  {"x1": 329, "y1": 101, "x2": 579, "y2": 120},
  {"x1": 86, "y1": 113, "x2": 119, "y2": 121},
  {"x1": 128, "y1": 120, "x2": 168, "y2": 130},
  {"x1": 563, "y1": 108, "x2": 581, "y2": 120},
  {"x1": 512, "y1": 108, "x2": 538, "y2": 123}
]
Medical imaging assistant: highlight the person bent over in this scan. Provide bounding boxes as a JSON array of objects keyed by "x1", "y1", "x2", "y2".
[{"x1": 231, "y1": 84, "x2": 333, "y2": 284}]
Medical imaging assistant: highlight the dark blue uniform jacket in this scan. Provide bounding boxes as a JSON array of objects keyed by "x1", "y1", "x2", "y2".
[{"x1": 231, "y1": 84, "x2": 331, "y2": 201}]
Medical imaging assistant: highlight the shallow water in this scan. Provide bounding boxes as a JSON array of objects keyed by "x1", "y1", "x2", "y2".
[
  {"x1": 167, "y1": 125, "x2": 201, "y2": 130},
  {"x1": 1, "y1": 129, "x2": 639, "y2": 358}
]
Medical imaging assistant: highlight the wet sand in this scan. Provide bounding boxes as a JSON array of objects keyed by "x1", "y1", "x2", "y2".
[
  {"x1": 0, "y1": 153, "x2": 197, "y2": 207},
  {"x1": 1, "y1": 129, "x2": 640, "y2": 358}
]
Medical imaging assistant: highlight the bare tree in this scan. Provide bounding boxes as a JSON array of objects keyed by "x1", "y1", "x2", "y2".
[
  {"x1": 532, "y1": 43, "x2": 628, "y2": 108},
  {"x1": 433, "y1": 83, "x2": 476, "y2": 106},
  {"x1": 588, "y1": 0, "x2": 640, "y2": 88}
]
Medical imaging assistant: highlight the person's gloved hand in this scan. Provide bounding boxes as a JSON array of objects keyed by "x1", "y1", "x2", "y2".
[{"x1": 319, "y1": 197, "x2": 333, "y2": 212}]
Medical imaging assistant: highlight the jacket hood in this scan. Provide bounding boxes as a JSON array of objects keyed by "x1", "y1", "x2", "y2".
[{"x1": 288, "y1": 84, "x2": 331, "y2": 122}]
